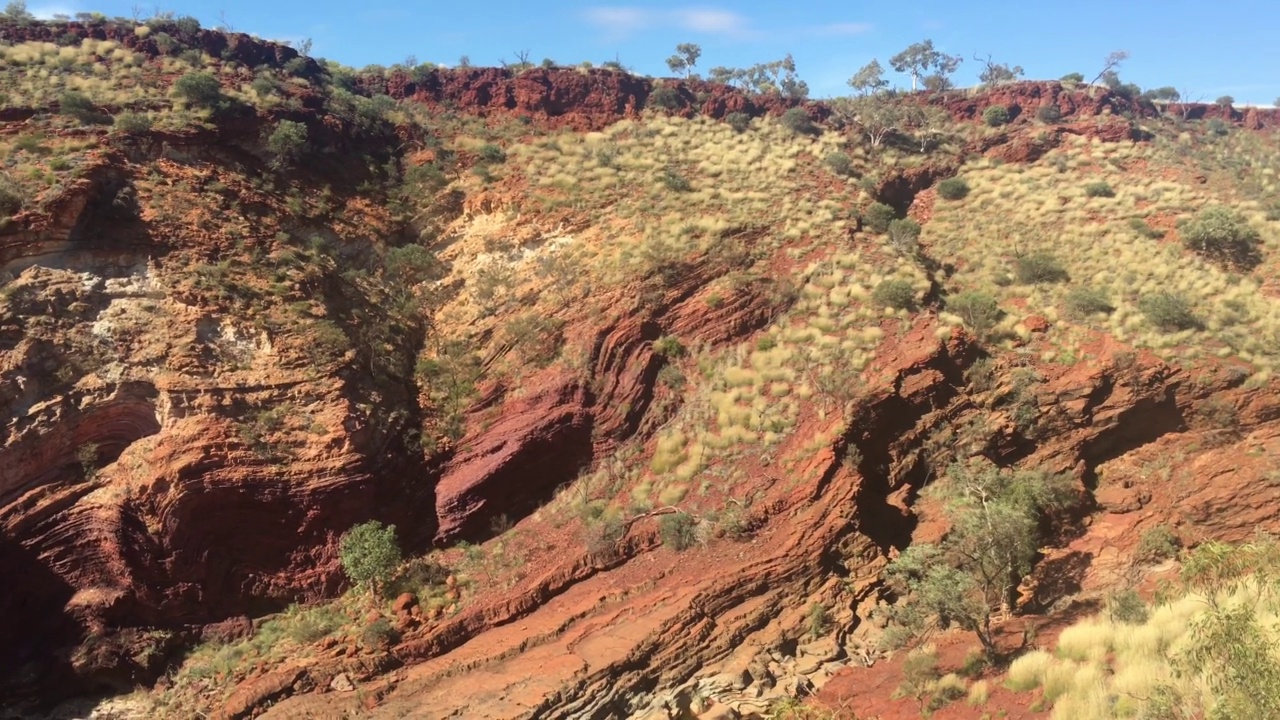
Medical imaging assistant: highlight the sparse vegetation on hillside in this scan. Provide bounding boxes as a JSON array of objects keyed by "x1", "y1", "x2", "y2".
[{"x1": 8, "y1": 13, "x2": 1280, "y2": 720}]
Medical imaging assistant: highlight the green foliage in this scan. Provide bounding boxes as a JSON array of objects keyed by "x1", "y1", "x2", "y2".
[
  {"x1": 383, "y1": 244, "x2": 440, "y2": 288},
  {"x1": 659, "y1": 167, "x2": 691, "y2": 192},
  {"x1": 1036, "y1": 104, "x2": 1063, "y2": 123},
  {"x1": 58, "y1": 91, "x2": 108, "y2": 125},
  {"x1": 948, "y1": 291, "x2": 1001, "y2": 336},
  {"x1": 823, "y1": 151, "x2": 853, "y2": 177},
  {"x1": 172, "y1": 15, "x2": 200, "y2": 34},
  {"x1": 725, "y1": 111, "x2": 751, "y2": 133},
  {"x1": 1127, "y1": 217, "x2": 1165, "y2": 239},
  {"x1": 653, "y1": 335, "x2": 686, "y2": 358},
  {"x1": 0, "y1": 177, "x2": 22, "y2": 216},
  {"x1": 647, "y1": 86, "x2": 681, "y2": 110},
  {"x1": 806, "y1": 601, "x2": 830, "y2": 638},
  {"x1": 1013, "y1": 252, "x2": 1068, "y2": 284},
  {"x1": 872, "y1": 279, "x2": 917, "y2": 310},
  {"x1": 3, "y1": 1, "x2": 33, "y2": 20},
  {"x1": 1060, "y1": 72, "x2": 1085, "y2": 84},
  {"x1": 114, "y1": 112, "x2": 153, "y2": 134},
  {"x1": 847, "y1": 59, "x2": 888, "y2": 95},
  {"x1": 477, "y1": 144, "x2": 507, "y2": 163},
  {"x1": 1207, "y1": 118, "x2": 1229, "y2": 136},
  {"x1": 1180, "y1": 205, "x2": 1261, "y2": 268},
  {"x1": 708, "y1": 54, "x2": 808, "y2": 98},
  {"x1": 889, "y1": 39, "x2": 961, "y2": 92},
  {"x1": 658, "y1": 512, "x2": 698, "y2": 551},
  {"x1": 894, "y1": 646, "x2": 940, "y2": 712},
  {"x1": 172, "y1": 71, "x2": 224, "y2": 108},
  {"x1": 884, "y1": 460, "x2": 1075, "y2": 657},
  {"x1": 982, "y1": 105, "x2": 1010, "y2": 127},
  {"x1": 339, "y1": 521, "x2": 401, "y2": 596},
  {"x1": 887, "y1": 218, "x2": 922, "y2": 254},
  {"x1": 1139, "y1": 291, "x2": 1199, "y2": 331},
  {"x1": 780, "y1": 107, "x2": 816, "y2": 135},
  {"x1": 1083, "y1": 181, "x2": 1115, "y2": 198},
  {"x1": 1063, "y1": 286, "x2": 1113, "y2": 318},
  {"x1": 502, "y1": 314, "x2": 565, "y2": 367},
  {"x1": 937, "y1": 177, "x2": 970, "y2": 200},
  {"x1": 77, "y1": 443, "x2": 100, "y2": 480},
  {"x1": 861, "y1": 202, "x2": 897, "y2": 233},
  {"x1": 1105, "y1": 589, "x2": 1149, "y2": 625},
  {"x1": 265, "y1": 120, "x2": 308, "y2": 168},
  {"x1": 360, "y1": 617, "x2": 399, "y2": 650},
  {"x1": 1214, "y1": 95, "x2": 1234, "y2": 107},
  {"x1": 416, "y1": 339, "x2": 481, "y2": 446},
  {"x1": 665, "y1": 42, "x2": 701, "y2": 77},
  {"x1": 1135, "y1": 525, "x2": 1181, "y2": 564},
  {"x1": 1177, "y1": 539, "x2": 1280, "y2": 720}
]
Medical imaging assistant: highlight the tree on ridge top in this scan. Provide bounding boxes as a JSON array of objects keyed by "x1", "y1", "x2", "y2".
[{"x1": 890, "y1": 40, "x2": 961, "y2": 92}]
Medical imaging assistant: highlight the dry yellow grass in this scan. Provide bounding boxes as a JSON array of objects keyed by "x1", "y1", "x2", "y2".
[
  {"x1": 926, "y1": 132, "x2": 1280, "y2": 371},
  {"x1": 1004, "y1": 578, "x2": 1280, "y2": 719}
]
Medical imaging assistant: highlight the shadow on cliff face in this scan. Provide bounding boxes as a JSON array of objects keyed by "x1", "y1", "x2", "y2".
[{"x1": 0, "y1": 532, "x2": 82, "y2": 703}]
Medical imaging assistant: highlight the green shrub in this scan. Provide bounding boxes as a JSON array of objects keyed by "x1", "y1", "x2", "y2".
[
  {"x1": 824, "y1": 151, "x2": 853, "y2": 177},
  {"x1": 1180, "y1": 205, "x2": 1260, "y2": 267},
  {"x1": 1139, "y1": 292, "x2": 1198, "y2": 331},
  {"x1": 659, "y1": 167, "x2": 691, "y2": 192},
  {"x1": 339, "y1": 521, "x2": 401, "y2": 596},
  {"x1": 1084, "y1": 181, "x2": 1115, "y2": 198},
  {"x1": 172, "y1": 71, "x2": 224, "y2": 108},
  {"x1": 1207, "y1": 118, "x2": 1228, "y2": 136},
  {"x1": 780, "y1": 107, "x2": 815, "y2": 135},
  {"x1": 1036, "y1": 104, "x2": 1062, "y2": 123},
  {"x1": 937, "y1": 177, "x2": 969, "y2": 200},
  {"x1": 982, "y1": 105, "x2": 1010, "y2": 127},
  {"x1": 359, "y1": 617, "x2": 399, "y2": 650},
  {"x1": 1135, "y1": 525, "x2": 1181, "y2": 563},
  {"x1": 725, "y1": 111, "x2": 751, "y2": 133},
  {"x1": 58, "y1": 91, "x2": 107, "y2": 124},
  {"x1": 647, "y1": 85, "x2": 681, "y2": 110},
  {"x1": 1105, "y1": 589, "x2": 1149, "y2": 625},
  {"x1": 1060, "y1": 72, "x2": 1084, "y2": 84},
  {"x1": 0, "y1": 179, "x2": 22, "y2": 216},
  {"x1": 1013, "y1": 252, "x2": 1068, "y2": 284},
  {"x1": 1063, "y1": 286, "x2": 1113, "y2": 318},
  {"x1": 861, "y1": 202, "x2": 897, "y2": 233},
  {"x1": 653, "y1": 335, "x2": 686, "y2": 358},
  {"x1": 1127, "y1": 217, "x2": 1164, "y2": 239},
  {"x1": 949, "y1": 291, "x2": 1001, "y2": 336},
  {"x1": 113, "y1": 112, "x2": 153, "y2": 134},
  {"x1": 873, "y1": 279, "x2": 916, "y2": 310},
  {"x1": 173, "y1": 15, "x2": 201, "y2": 34},
  {"x1": 265, "y1": 120, "x2": 308, "y2": 168},
  {"x1": 807, "y1": 602, "x2": 830, "y2": 639},
  {"x1": 658, "y1": 512, "x2": 698, "y2": 551},
  {"x1": 887, "y1": 218, "x2": 922, "y2": 254},
  {"x1": 477, "y1": 144, "x2": 507, "y2": 163}
]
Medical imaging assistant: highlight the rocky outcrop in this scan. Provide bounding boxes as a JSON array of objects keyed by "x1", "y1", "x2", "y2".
[
  {"x1": 0, "y1": 19, "x2": 319, "y2": 77},
  {"x1": 434, "y1": 258, "x2": 794, "y2": 543}
]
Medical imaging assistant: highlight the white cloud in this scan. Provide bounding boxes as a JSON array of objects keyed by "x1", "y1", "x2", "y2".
[
  {"x1": 29, "y1": 3, "x2": 79, "y2": 19},
  {"x1": 811, "y1": 22, "x2": 873, "y2": 37},
  {"x1": 583, "y1": 7, "x2": 652, "y2": 31},
  {"x1": 583, "y1": 7, "x2": 870, "y2": 42},
  {"x1": 672, "y1": 8, "x2": 754, "y2": 37},
  {"x1": 584, "y1": 6, "x2": 757, "y2": 40}
]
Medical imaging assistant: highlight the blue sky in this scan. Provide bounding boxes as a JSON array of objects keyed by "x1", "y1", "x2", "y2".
[{"x1": 29, "y1": 1, "x2": 1280, "y2": 104}]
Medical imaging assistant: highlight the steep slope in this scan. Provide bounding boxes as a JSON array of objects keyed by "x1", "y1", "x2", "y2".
[{"x1": 3, "y1": 17, "x2": 1280, "y2": 720}]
